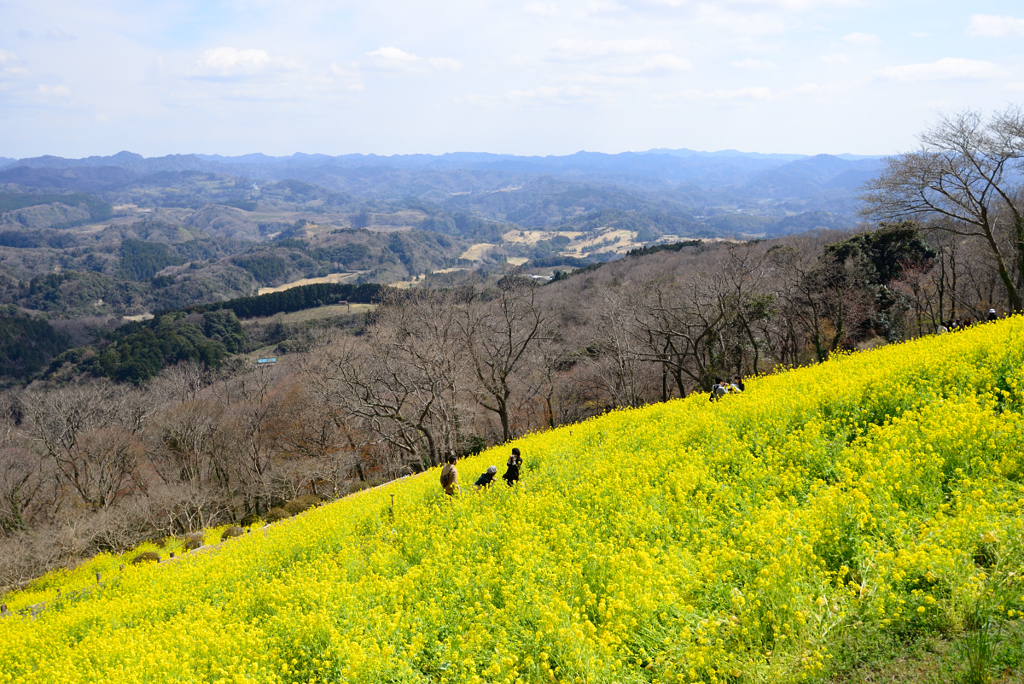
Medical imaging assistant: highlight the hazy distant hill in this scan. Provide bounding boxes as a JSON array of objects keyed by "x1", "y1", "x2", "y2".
[
  {"x1": 745, "y1": 154, "x2": 883, "y2": 195},
  {"x1": 1, "y1": 148, "x2": 882, "y2": 195},
  {"x1": 0, "y1": 147, "x2": 886, "y2": 311}
]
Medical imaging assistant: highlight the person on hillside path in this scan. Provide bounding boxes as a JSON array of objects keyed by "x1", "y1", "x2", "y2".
[
  {"x1": 440, "y1": 455, "x2": 460, "y2": 496},
  {"x1": 710, "y1": 378, "x2": 729, "y2": 402},
  {"x1": 474, "y1": 466, "x2": 498, "y2": 490},
  {"x1": 731, "y1": 376, "x2": 745, "y2": 393},
  {"x1": 988, "y1": 308, "x2": 998, "y2": 322},
  {"x1": 503, "y1": 448, "x2": 523, "y2": 486}
]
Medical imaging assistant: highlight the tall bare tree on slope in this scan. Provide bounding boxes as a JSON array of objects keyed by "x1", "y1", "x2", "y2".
[{"x1": 861, "y1": 107, "x2": 1024, "y2": 312}]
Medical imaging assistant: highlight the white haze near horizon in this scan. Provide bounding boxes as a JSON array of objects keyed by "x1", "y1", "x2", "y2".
[{"x1": 1, "y1": 0, "x2": 1023, "y2": 160}]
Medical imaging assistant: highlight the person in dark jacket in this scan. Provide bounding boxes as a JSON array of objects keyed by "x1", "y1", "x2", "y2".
[
  {"x1": 474, "y1": 465, "x2": 498, "y2": 489},
  {"x1": 503, "y1": 447, "x2": 523, "y2": 486}
]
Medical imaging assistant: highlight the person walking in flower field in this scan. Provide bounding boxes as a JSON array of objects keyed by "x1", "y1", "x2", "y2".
[
  {"x1": 503, "y1": 447, "x2": 523, "y2": 486},
  {"x1": 440, "y1": 455, "x2": 460, "y2": 496}
]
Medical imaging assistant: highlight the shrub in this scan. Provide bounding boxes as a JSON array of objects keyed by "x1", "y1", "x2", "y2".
[
  {"x1": 239, "y1": 513, "x2": 261, "y2": 527},
  {"x1": 129, "y1": 551, "x2": 160, "y2": 565},
  {"x1": 283, "y1": 495, "x2": 321, "y2": 516},
  {"x1": 182, "y1": 533, "x2": 204, "y2": 551},
  {"x1": 263, "y1": 507, "x2": 291, "y2": 523},
  {"x1": 220, "y1": 526, "x2": 245, "y2": 542}
]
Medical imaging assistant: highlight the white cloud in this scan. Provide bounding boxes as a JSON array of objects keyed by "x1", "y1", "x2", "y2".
[
  {"x1": 0, "y1": 51, "x2": 30, "y2": 80},
  {"x1": 330, "y1": 63, "x2": 365, "y2": 91},
  {"x1": 550, "y1": 38, "x2": 673, "y2": 59},
  {"x1": 507, "y1": 85, "x2": 566, "y2": 101},
  {"x1": 627, "y1": 54, "x2": 692, "y2": 73},
  {"x1": 197, "y1": 47, "x2": 271, "y2": 76},
  {"x1": 821, "y1": 53, "x2": 850, "y2": 65},
  {"x1": 505, "y1": 83, "x2": 609, "y2": 104},
  {"x1": 876, "y1": 58, "x2": 1006, "y2": 82},
  {"x1": 364, "y1": 47, "x2": 462, "y2": 73},
  {"x1": 787, "y1": 82, "x2": 820, "y2": 95},
  {"x1": 586, "y1": 0, "x2": 624, "y2": 12},
  {"x1": 842, "y1": 32, "x2": 881, "y2": 45},
  {"x1": 638, "y1": 0, "x2": 828, "y2": 8},
  {"x1": 427, "y1": 57, "x2": 463, "y2": 71},
  {"x1": 731, "y1": 58, "x2": 777, "y2": 69},
  {"x1": 967, "y1": 14, "x2": 1024, "y2": 38},
  {"x1": 456, "y1": 93, "x2": 501, "y2": 107},
  {"x1": 2, "y1": 66, "x2": 31, "y2": 79},
  {"x1": 43, "y1": 28, "x2": 76, "y2": 41},
  {"x1": 663, "y1": 86, "x2": 773, "y2": 101},
  {"x1": 37, "y1": 84, "x2": 71, "y2": 98},
  {"x1": 524, "y1": 2, "x2": 558, "y2": 16}
]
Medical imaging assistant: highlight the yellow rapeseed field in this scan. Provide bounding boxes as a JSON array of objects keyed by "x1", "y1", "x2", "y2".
[{"x1": 2, "y1": 318, "x2": 1024, "y2": 683}]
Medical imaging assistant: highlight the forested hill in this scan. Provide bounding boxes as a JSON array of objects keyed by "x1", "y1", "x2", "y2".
[{"x1": 35, "y1": 283, "x2": 387, "y2": 385}]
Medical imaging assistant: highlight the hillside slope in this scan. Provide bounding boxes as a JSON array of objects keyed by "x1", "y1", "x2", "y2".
[{"x1": 2, "y1": 319, "x2": 1024, "y2": 683}]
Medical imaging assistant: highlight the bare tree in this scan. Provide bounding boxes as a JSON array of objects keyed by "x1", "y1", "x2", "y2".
[
  {"x1": 587, "y1": 287, "x2": 658, "y2": 408},
  {"x1": 862, "y1": 107, "x2": 1024, "y2": 311},
  {"x1": 0, "y1": 394, "x2": 56, "y2": 536},
  {"x1": 23, "y1": 382, "x2": 149, "y2": 510},
  {"x1": 218, "y1": 364, "x2": 289, "y2": 514},
  {"x1": 150, "y1": 399, "x2": 228, "y2": 488},
  {"x1": 306, "y1": 291, "x2": 467, "y2": 471},
  {"x1": 153, "y1": 361, "x2": 211, "y2": 404},
  {"x1": 460, "y1": 277, "x2": 548, "y2": 443}
]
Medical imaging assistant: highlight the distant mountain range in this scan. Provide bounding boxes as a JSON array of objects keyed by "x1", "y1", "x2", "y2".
[{"x1": 0, "y1": 148, "x2": 885, "y2": 206}]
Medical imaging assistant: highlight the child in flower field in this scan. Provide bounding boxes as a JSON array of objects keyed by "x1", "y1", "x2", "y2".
[
  {"x1": 503, "y1": 447, "x2": 522, "y2": 486},
  {"x1": 440, "y1": 455, "x2": 460, "y2": 496},
  {"x1": 474, "y1": 466, "x2": 498, "y2": 490}
]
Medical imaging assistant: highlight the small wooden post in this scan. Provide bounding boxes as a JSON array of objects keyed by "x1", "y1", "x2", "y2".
[
  {"x1": 1, "y1": 604, "x2": 9, "y2": 617},
  {"x1": 389, "y1": 493, "x2": 395, "y2": 522},
  {"x1": 96, "y1": 572, "x2": 101, "y2": 584}
]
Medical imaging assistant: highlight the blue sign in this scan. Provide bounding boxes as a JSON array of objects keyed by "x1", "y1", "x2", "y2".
[{"x1": 256, "y1": 357, "x2": 277, "y2": 364}]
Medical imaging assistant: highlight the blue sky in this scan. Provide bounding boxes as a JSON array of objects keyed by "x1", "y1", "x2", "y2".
[{"x1": 1, "y1": 0, "x2": 1022, "y2": 158}]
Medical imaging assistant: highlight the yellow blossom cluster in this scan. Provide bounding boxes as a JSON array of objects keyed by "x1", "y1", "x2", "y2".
[{"x1": 2, "y1": 318, "x2": 1024, "y2": 683}]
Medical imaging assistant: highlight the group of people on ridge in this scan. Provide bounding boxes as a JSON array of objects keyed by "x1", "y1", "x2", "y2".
[
  {"x1": 440, "y1": 447, "x2": 523, "y2": 496},
  {"x1": 709, "y1": 375, "x2": 744, "y2": 401},
  {"x1": 937, "y1": 308, "x2": 1001, "y2": 334}
]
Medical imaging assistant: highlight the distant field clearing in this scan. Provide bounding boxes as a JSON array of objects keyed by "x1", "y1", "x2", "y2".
[
  {"x1": 460, "y1": 243, "x2": 495, "y2": 261},
  {"x1": 258, "y1": 272, "x2": 361, "y2": 295},
  {"x1": 243, "y1": 302, "x2": 375, "y2": 325},
  {"x1": 506, "y1": 257, "x2": 529, "y2": 266},
  {"x1": 560, "y1": 229, "x2": 640, "y2": 257},
  {"x1": 502, "y1": 229, "x2": 582, "y2": 245}
]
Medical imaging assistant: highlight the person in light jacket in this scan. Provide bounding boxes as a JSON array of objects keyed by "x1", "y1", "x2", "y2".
[{"x1": 440, "y1": 455, "x2": 460, "y2": 496}]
